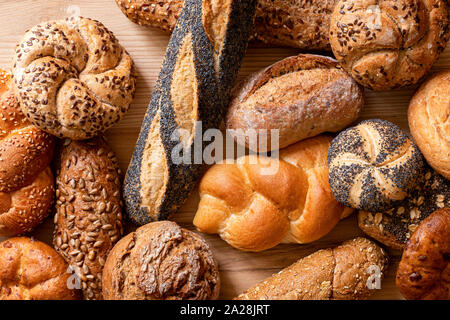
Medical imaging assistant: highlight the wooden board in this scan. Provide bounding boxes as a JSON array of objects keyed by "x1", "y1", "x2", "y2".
[{"x1": 0, "y1": 0, "x2": 449, "y2": 300}]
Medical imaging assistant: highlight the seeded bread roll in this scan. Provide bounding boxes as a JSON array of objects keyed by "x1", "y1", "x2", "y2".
[
  {"x1": 328, "y1": 119, "x2": 425, "y2": 212},
  {"x1": 53, "y1": 137, "x2": 124, "y2": 300},
  {"x1": 12, "y1": 16, "x2": 137, "y2": 140},
  {"x1": 235, "y1": 237, "x2": 388, "y2": 300},
  {"x1": 329, "y1": 0, "x2": 449, "y2": 91},
  {"x1": 0, "y1": 237, "x2": 80, "y2": 300},
  {"x1": 226, "y1": 54, "x2": 364, "y2": 152},
  {"x1": 408, "y1": 71, "x2": 450, "y2": 179},
  {"x1": 115, "y1": 0, "x2": 337, "y2": 50},
  {"x1": 124, "y1": 0, "x2": 257, "y2": 225},
  {"x1": 102, "y1": 221, "x2": 220, "y2": 300},
  {"x1": 359, "y1": 166, "x2": 449, "y2": 249},
  {"x1": 0, "y1": 69, "x2": 55, "y2": 237}
]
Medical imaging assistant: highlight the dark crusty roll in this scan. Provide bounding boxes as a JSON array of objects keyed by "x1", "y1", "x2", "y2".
[
  {"x1": 124, "y1": 0, "x2": 257, "y2": 225},
  {"x1": 358, "y1": 166, "x2": 449, "y2": 249},
  {"x1": 102, "y1": 221, "x2": 220, "y2": 300},
  {"x1": 328, "y1": 119, "x2": 425, "y2": 212},
  {"x1": 396, "y1": 208, "x2": 449, "y2": 300},
  {"x1": 53, "y1": 137, "x2": 124, "y2": 300}
]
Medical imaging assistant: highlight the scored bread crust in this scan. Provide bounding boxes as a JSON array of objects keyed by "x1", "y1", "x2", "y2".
[
  {"x1": 193, "y1": 135, "x2": 351, "y2": 252},
  {"x1": 123, "y1": 0, "x2": 257, "y2": 225},
  {"x1": 329, "y1": 0, "x2": 449, "y2": 91},
  {"x1": 226, "y1": 54, "x2": 364, "y2": 152},
  {"x1": 408, "y1": 71, "x2": 450, "y2": 179},
  {"x1": 235, "y1": 237, "x2": 388, "y2": 300},
  {"x1": 102, "y1": 221, "x2": 220, "y2": 300}
]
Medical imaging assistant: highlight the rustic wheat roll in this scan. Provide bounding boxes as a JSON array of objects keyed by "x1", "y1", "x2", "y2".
[
  {"x1": 328, "y1": 119, "x2": 425, "y2": 212},
  {"x1": 408, "y1": 71, "x2": 450, "y2": 179},
  {"x1": 329, "y1": 0, "x2": 449, "y2": 91},
  {"x1": 226, "y1": 54, "x2": 364, "y2": 152},
  {"x1": 12, "y1": 17, "x2": 137, "y2": 140},
  {"x1": 124, "y1": 0, "x2": 257, "y2": 225},
  {"x1": 193, "y1": 135, "x2": 351, "y2": 252},
  {"x1": 53, "y1": 137, "x2": 123, "y2": 300},
  {"x1": 0, "y1": 237, "x2": 80, "y2": 300},
  {"x1": 396, "y1": 208, "x2": 449, "y2": 300},
  {"x1": 235, "y1": 237, "x2": 388, "y2": 300},
  {"x1": 358, "y1": 166, "x2": 449, "y2": 249},
  {"x1": 102, "y1": 221, "x2": 220, "y2": 300},
  {"x1": 0, "y1": 69, "x2": 55, "y2": 237}
]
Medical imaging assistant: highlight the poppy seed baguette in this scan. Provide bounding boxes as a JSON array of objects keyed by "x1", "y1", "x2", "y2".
[{"x1": 124, "y1": 0, "x2": 257, "y2": 225}]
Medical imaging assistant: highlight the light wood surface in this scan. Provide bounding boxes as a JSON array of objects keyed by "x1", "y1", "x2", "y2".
[{"x1": 0, "y1": 0, "x2": 449, "y2": 300}]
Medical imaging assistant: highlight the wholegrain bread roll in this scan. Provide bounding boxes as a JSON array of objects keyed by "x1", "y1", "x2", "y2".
[
  {"x1": 12, "y1": 17, "x2": 137, "y2": 140},
  {"x1": 328, "y1": 119, "x2": 425, "y2": 212},
  {"x1": 329, "y1": 0, "x2": 449, "y2": 91},
  {"x1": 408, "y1": 71, "x2": 450, "y2": 179},
  {"x1": 235, "y1": 237, "x2": 388, "y2": 300},
  {"x1": 53, "y1": 137, "x2": 123, "y2": 300},
  {"x1": 226, "y1": 54, "x2": 364, "y2": 152},
  {"x1": 124, "y1": 0, "x2": 257, "y2": 225},
  {"x1": 193, "y1": 135, "x2": 352, "y2": 252},
  {"x1": 102, "y1": 221, "x2": 220, "y2": 300},
  {"x1": 0, "y1": 69, "x2": 55, "y2": 237}
]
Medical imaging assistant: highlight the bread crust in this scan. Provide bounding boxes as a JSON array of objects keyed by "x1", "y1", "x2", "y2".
[
  {"x1": 396, "y1": 208, "x2": 449, "y2": 300},
  {"x1": 408, "y1": 71, "x2": 450, "y2": 179},
  {"x1": 226, "y1": 54, "x2": 364, "y2": 152},
  {"x1": 0, "y1": 237, "x2": 80, "y2": 300},
  {"x1": 53, "y1": 137, "x2": 123, "y2": 300},
  {"x1": 102, "y1": 221, "x2": 220, "y2": 300},
  {"x1": 235, "y1": 237, "x2": 388, "y2": 300}
]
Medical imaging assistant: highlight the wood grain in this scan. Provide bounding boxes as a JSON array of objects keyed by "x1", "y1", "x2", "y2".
[{"x1": 0, "y1": 0, "x2": 449, "y2": 300}]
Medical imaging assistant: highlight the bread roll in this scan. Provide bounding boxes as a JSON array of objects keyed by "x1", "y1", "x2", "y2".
[
  {"x1": 115, "y1": 0, "x2": 337, "y2": 50},
  {"x1": 0, "y1": 237, "x2": 80, "y2": 300},
  {"x1": 0, "y1": 69, "x2": 55, "y2": 237},
  {"x1": 53, "y1": 138, "x2": 123, "y2": 300},
  {"x1": 329, "y1": 0, "x2": 449, "y2": 91},
  {"x1": 358, "y1": 166, "x2": 449, "y2": 249},
  {"x1": 193, "y1": 135, "x2": 352, "y2": 252},
  {"x1": 226, "y1": 54, "x2": 364, "y2": 152},
  {"x1": 396, "y1": 208, "x2": 449, "y2": 300},
  {"x1": 408, "y1": 71, "x2": 450, "y2": 179},
  {"x1": 12, "y1": 17, "x2": 137, "y2": 140},
  {"x1": 124, "y1": 0, "x2": 257, "y2": 225},
  {"x1": 102, "y1": 221, "x2": 220, "y2": 300},
  {"x1": 235, "y1": 237, "x2": 388, "y2": 300},
  {"x1": 328, "y1": 119, "x2": 425, "y2": 212}
]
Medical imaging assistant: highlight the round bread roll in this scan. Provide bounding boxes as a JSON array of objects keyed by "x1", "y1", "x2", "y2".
[
  {"x1": 329, "y1": 0, "x2": 449, "y2": 91},
  {"x1": 12, "y1": 17, "x2": 137, "y2": 140},
  {"x1": 408, "y1": 71, "x2": 450, "y2": 179},
  {"x1": 0, "y1": 237, "x2": 80, "y2": 300},
  {"x1": 102, "y1": 221, "x2": 220, "y2": 300},
  {"x1": 0, "y1": 69, "x2": 55, "y2": 237},
  {"x1": 328, "y1": 119, "x2": 425, "y2": 212},
  {"x1": 396, "y1": 208, "x2": 449, "y2": 300}
]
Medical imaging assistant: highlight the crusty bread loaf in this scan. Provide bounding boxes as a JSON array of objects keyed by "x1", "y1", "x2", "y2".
[
  {"x1": 396, "y1": 208, "x2": 449, "y2": 300},
  {"x1": 226, "y1": 54, "x2": 364, "y2": 152},
  {"x1": 115, "y1": 0, "x2": 337, "y2": 50},
  {"x1": 124, "y1": 0, "x2": 257, "y2": 225},
  {"x1": 53, "y1": 138, "x2": 123, "y2": 300},
  {"x1": 329, "y1": 0, "x2": 449, "y2": 91},
  {"x1": 0, "y1": 69, "x2": 55, "y2": 237},
  {"x1": 12, "y1": 17, "x2": 137, "y2": 140},
  {"x1": 359, "y1": 166, "x2": 449, "y2": 249},
  {"x1": 235, "y1": 237, "x2": 388, "y2": 300},
  {"x1": 0, "y1": 237, "x2": 80, "y2": 300},
  {"x1": 102, "y1": 221, "x2": 220, "y2": 300},
  {"x1": 328, "y1": 119, "x2": 425, "y2": 212},
  {"x1": 193, "y1": 135, "x2": 352, "y2": 252},
  {"x1": 408, "y1": 71, "x2": 450, "y2": 179}
]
